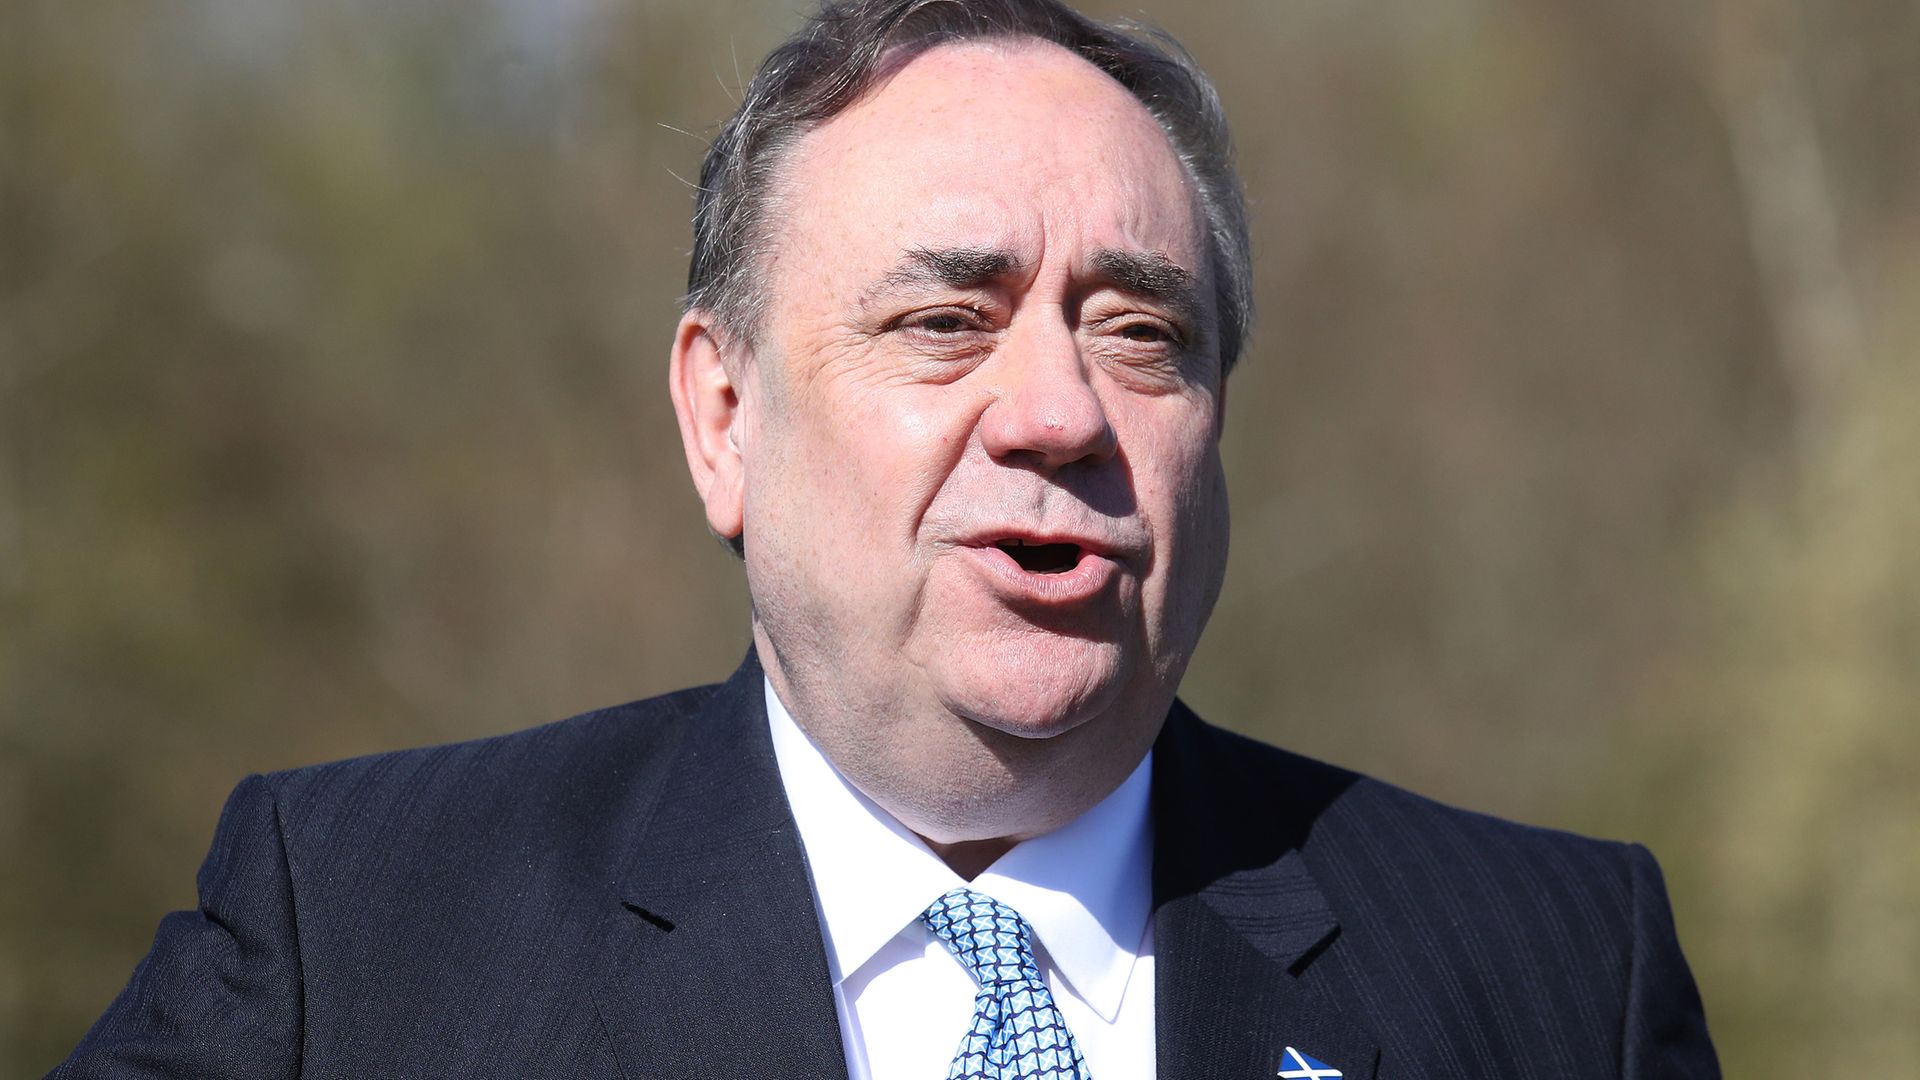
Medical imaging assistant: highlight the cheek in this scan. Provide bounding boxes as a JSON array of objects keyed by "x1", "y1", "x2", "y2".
[
  {"x1": 843, "y1": 383, "x2": 971, "y2": 484},
  {"x1": 1165, "y1": 452, "x2": 1228, "y2": 569},
  {"x1": 767, "y1": 378, "x2": 975, "y2": 550},
  {"x1": 1132, "y1": 405, "x2": 1230, "y2": 587},
  {"x1": 1126, "y1": 397, "x2": 1221, "y2": 506}
]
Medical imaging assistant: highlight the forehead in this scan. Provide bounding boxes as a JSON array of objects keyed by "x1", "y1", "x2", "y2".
[{"x1": 769, "y1": 40, "x2": 1205, "y2": 299}]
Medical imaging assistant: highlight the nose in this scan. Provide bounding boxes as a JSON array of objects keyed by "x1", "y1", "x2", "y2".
[{"x1": 977, "y1": 323, "x2": 1118, "y2": 470}]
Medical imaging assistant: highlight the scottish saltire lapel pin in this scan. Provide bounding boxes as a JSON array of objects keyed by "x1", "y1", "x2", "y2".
[{"x1": 1277, "y1": 1045, "x2": 1343, "y2": 1079}]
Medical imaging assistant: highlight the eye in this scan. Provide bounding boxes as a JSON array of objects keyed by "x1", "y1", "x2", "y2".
[
  {"x1": 1106, "y1": 316, "x2": 1186, "y2": 349},
  {"x1": 888, "y1": 305, "x2": 993, "y2": 337},
  {"x1": 913, "y1": 310, "x2": 976, "y2": 334},
  {"x1": 885, "y1": 305, "x2": 999, "y2": 375}
]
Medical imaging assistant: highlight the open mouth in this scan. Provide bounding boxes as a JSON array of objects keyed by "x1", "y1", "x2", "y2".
[{"x1": 995, "y1": 539, "x2": 1083, "y2": 574}]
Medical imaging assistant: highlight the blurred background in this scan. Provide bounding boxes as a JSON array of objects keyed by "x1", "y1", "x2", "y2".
[{"x1": 3, "y1": 0, "x2": 1915, "y2": 1074}]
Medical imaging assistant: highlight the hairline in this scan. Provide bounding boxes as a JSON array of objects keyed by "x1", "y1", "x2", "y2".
[{"x1": 699, "y1": 32, "x2": 1232, "y2": 366}]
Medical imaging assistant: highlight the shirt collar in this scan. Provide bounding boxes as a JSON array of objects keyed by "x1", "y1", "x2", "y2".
[{"x1": 766, "y1": 678, "x2": 1152, "y2": 1023}]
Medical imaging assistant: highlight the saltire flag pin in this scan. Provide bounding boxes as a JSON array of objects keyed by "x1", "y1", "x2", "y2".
[{"x1": 1277, "y1": 1045, "x2": 1343, "y2": 1079}]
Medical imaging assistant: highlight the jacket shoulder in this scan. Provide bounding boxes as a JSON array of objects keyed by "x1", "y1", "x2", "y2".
[
  {"x1": 1194, "y1": 718, "x2": 1638, "y2": 889},
  {"x1": 1207, "y1": 724, "x2": 1714, "y2": 1076},
  {"x1": 256, "y1": 682, "x2": 724, "y2": 879},
  {"x1": 1314, "y1": 751, "x2": 1642, "y2": 910},
  {"x1": 1173, "y1": 715, "x2": 1648, "y2": 976}
]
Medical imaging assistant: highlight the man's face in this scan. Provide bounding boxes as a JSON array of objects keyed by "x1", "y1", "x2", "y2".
[{"x1": 711, "y1": 40, "x2": 1228, "y2": 817}]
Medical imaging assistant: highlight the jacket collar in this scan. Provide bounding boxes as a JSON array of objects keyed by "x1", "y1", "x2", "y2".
[
  {"x1": 590, "y1": 649, "x2": 851, "y2": 1079},
  {"x1": 1152, "y1": 701, "x2": 1381, "y2": 1080}
]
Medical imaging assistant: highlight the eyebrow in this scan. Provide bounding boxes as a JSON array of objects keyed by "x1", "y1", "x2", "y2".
[
  {"x1": 1088, "y1": 248, "x2": 1203, "y2": 325},
  {"x1": 863, "y1": 246, "x2": 1027, "y2": 306},
  {"x1": 859, "y1": 244, "x2": 1204, "y2": 323}
]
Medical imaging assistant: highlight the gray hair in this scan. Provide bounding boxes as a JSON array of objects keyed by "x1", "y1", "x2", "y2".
[{"x1": 685, "y1": 0, "x2": 1253, "y2": 372}]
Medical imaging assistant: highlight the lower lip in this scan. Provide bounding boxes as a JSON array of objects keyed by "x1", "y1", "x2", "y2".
[{"x1": 962, "y1": 545, "x2": 1121, "y2": 606}]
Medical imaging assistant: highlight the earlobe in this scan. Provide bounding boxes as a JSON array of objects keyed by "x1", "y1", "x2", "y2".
[{"x1": 668, "y1": 310, "x2": 747, "y2": 542}]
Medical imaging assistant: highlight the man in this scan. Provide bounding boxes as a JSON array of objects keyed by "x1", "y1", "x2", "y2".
[{"x1": 55, "y1": 1, "x2": 1718, "y2": 1077}]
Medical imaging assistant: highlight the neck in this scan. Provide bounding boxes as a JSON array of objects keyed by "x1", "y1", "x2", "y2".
[{"x1": 924, "y1": 835, "x2": 1018, "y2": 880}]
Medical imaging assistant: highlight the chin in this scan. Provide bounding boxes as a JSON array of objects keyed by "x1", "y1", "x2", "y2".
[{"x1": 936, "y1": 639, "x2": 1130, "y2": 740}]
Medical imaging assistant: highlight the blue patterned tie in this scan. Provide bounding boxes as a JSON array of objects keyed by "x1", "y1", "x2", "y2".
[{"x1": 922, "y1": 887, "x2": 1093, "y2": 1080}]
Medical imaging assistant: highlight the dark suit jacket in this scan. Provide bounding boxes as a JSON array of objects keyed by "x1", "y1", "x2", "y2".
[{"x1": 54, "y1": 652, "x2": 1718, "y2": 1078}]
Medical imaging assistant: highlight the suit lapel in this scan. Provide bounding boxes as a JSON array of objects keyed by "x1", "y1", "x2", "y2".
[
  {"x1": 589, "y1": 652, "x2": 850, "y2": 1080},
  {"x1": 1153, "y1": 704, "x2": 1380, "y2": 1080}
]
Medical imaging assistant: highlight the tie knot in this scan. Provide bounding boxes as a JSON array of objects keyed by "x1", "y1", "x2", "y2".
[{"x1": 922, "y1": 887, "x2": 1046, "y2": 989}]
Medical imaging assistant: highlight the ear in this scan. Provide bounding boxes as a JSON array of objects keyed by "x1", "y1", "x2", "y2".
[{"x1": 668, "y1": 309, "x2": 747, "y2": 543}]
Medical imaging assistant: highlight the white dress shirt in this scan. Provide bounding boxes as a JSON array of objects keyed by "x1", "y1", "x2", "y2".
[{"x1": 765, "y1": 681, "x2": 1157, "y2": 1080}]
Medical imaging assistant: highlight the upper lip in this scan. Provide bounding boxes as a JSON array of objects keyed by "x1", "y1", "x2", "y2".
[{"x1": 958, "y1": 528, "x2": 1136, "y2": 561}]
